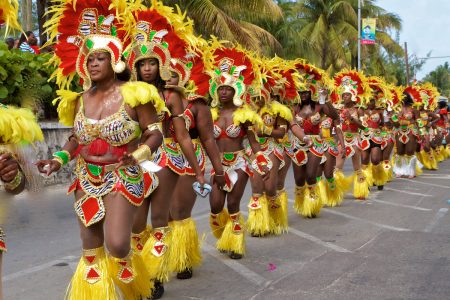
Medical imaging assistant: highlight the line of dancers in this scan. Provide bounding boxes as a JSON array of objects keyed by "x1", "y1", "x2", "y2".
[{"x1": 0, "y1": 0, "x2": 449, "y2": 299}]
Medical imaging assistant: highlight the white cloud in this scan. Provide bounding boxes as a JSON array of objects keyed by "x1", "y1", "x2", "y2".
[{"x1": 376, "y1": 0, "x2": 450, "y2": 79}]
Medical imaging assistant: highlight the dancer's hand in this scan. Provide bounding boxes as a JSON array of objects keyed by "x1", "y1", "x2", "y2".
[
  {"x1": 213, "y1": 173, "x2": 226, "y2": 190},
  {"x1": 0, "y1": 153, "x2": 19, "y2": 182},
  {"x1": 196, "y1": 174, "x2": 206, "y2": 187},
  {"x1": 36, "y1": 159, "x2": 61, "y2": 176},
  {"x1": 116, "y1": 152, "x2": 138, "y2": 169},
  {"x1": 261, "y1": 166, "x2": 270, "y2": 181}
]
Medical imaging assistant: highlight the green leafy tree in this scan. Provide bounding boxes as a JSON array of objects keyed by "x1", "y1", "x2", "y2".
[
  {"x1": 424, "y1": 62, "x2": 450, "y2": 97},
  {"x1": 161, "y1": 0, "x2": 283, "y2": 53}
]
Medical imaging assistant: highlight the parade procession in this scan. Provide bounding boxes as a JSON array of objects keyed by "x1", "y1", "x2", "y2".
[{"x1": 1, "y1": 0, "x2": 450, "y2": 299}]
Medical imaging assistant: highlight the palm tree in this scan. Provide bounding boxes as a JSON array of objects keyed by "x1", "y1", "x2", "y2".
[
  {"x1": 271, "y1": 0, "x2": 359, "y2": 71},
  {"x1": 348, "y1": 0, "x2": 404, "y2": 73},
  {"x1": 266, "y1": 0, "x2": 403, "y2": 75},
  {"x1": 161, "y1": 0, "x2": 283, "y2": 54}
]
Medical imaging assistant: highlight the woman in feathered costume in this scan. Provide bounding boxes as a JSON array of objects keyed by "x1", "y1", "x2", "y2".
[
  {"x1": 435, "y1": 98, "x2": 450, "y2": 159},
  {"x1": 332, "y1": 69, "x2": 372, "y2": 200},
  {"x1": 381, "y1": 86, "x2": 402, "y2": 181},
  {"x1": 207, "y1": 41, "x2": 268, "y2": 259},
  {"x1": 167, "y1": 41, "x2": 226, "y2": 279},
  {"x1": 0, "y1": 104, "x2": 43, "y2": 300},
  {"x1": 416, "y1": 84, "x2": 440, "y2": 169},
  {"x1": 360, "y1": 77, "x2": 391, "y2": 190},
  {"x1": 121, "y1": 1, "x2": 207, "y2": 297},
  {"x1": 1, "y1": 2, "x2": 43, "y2": 299},
  {"x1": 290, "y1": 61, "x2": 344, "y2": 214},
  {"x1": 37, "y1": 1, "x2": 166, "y2": 298},
  {"x1": 245, "y1": 57, "x2": 293, "y2": 236},
  {"x1": 392, "y1": 86, "x2": 422, "y2": 178}
]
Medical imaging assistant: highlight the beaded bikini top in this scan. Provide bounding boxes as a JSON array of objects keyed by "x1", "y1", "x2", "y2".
[{"x1": 74, "y1": 98, "x2": 140, "y2": 147}]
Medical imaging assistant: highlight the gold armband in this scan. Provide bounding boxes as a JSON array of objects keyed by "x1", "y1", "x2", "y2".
[
  {"x1": 263, "y1": 126, "x2": 273, "y2": 136},
  {"x1": 4, "y1": 170, "x2": 23, "y2": 191},
  {"x1": 147, "y1": 122, "x2": 163, "y2": 134},
  {"x1": 279, "y1": 125, "x2": 288, "y2": 130},
  {"x1": 132, "y1": 144, "x2": 152, "y2": 163}
]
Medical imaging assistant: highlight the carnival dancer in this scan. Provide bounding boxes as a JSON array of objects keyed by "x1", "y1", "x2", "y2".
[
  {"x1": 296, "y1": 62, "x2": 346, "y2": 208},
  {"x1": 360, "y1": 77, "x2": 391, "y2": 190},
  {"x1": 331, "y1": 70, "x2": 372, "y2": 200},
  {"x1": 0, "y1": 104, "x2": 43, "y2": 300},
  {"x1": 381, "y1": 86, "x2": 403, "y2": 181},
  {"x1": 392, "y1": 86, "x2": 423, "y2": 178},
  {"x1": 38, "y1": 1, "x2": 166, "y2": 298},
  {"x1": 272, "y1": 63, "x2": 301, "y2": 219},
  {"x1": 435, "y1": 99, "x2": 449, "y2": 159},
  {"x1": 290, "y1": 62, "x2": 344, "y2": 215},
  {"x1": 208, "y1": 41, "x2": 269, "y2": 259},
  {"x1": 244, "y1": 58, "x2": 293, "y2": 236},
  {"x1": 1, "y1": 2, "x2": 42, "y2": 299},
  {"x1": 167, "y1": 45, "x2": 226, "y2": 279},
  {"x1": 417, "y1": 84, "x2": 440, "y2": 168},
  {"x1": 121, "y1": 2, "x2": 207, "y2": 297}
]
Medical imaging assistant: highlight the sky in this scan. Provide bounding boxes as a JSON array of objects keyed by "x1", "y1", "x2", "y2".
[{"x1": 376, "y1": 0, "x2": 450, "y2": 79}]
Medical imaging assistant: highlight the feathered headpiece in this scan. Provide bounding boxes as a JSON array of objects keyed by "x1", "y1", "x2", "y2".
[
  {"x1": 367, "y1": 76, "x2": 391, "y2": 109},
  {"x1": 419, "y1": 82, "x2": 439, "y2": 110},
  {"x1": 0, "y1": 104, "x2": 43, "y2": 145},
  {"x1": 185, "y1": 39, "x2": 216, "y2": 102},
  {"x1": 331, "y1": 69, "x2": 371, "y2": 106},
  {"x1": 122, "y1": 0, "x2": 195, "y2": 82},
  {"x1": 295, "y1": 60, "x2": 332, "y2": 102},
  {"x1": 45, "y1": 0, "x2": 127, "y2": 90},
  {"x1": 0, "y1": 0, "x2": 22, "y2": 37},
  {"x1": 208, "y1": 40, "x2": 255, "y2": 107},
  {"x1": 245, "y1": 55, "x2": 276, "y2": 105},
  {"x1": 387, "y1": 85, "x2": 403, "y2": 112},
  {"x1": 403, "y1": 85, "x2": 423, "y2": 107}
]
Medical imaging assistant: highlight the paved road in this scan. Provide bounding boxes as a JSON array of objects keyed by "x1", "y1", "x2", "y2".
[{"x1": 2, "y1": 160, "x2": 450, "y2": 300}]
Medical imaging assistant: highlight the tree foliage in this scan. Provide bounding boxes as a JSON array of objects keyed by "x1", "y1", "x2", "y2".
[{"x1": 424, "y1": 62, "x2": 450, "y2": 97}]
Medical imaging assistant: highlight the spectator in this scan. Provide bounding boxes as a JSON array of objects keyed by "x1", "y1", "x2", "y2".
[
  {"x1": 18, "y1": 31, "x2": 36, "y2": 54},
  {"x1": 29, "y1": 36, "x2": 40, "y2": 54},
  {"x1": 5, "y1": 37, "x2": 15, "y2": 50}
]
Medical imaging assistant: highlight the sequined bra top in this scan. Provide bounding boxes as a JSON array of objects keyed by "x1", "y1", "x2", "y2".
[
  {"x1": 74, "y1": 97, "x2": 140, "y2": 146},
  {"x1": 296, "y1": 111, "x2": 321, "y2": 135},
  {"x1": 213, "y1": 111, "x2": 245, "y2": 140},
  {"x1": 367, "y1": 112, "x2": 381, "y2": 128}
]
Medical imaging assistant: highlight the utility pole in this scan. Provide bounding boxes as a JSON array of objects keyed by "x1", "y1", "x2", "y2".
[
  {"x1": 357, "y1": 0, "x2": 361, "y2": 70},
  {"x1": 405, "y1": 42, "x2": 410, "y2": 84}
]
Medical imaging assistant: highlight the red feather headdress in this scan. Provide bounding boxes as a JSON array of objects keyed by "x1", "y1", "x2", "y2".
[
  {"x1": 295, "y1": 60, "x2": 331, "y2": 102},
  {"x1": 331, "y1": 69, "x2": 371, "y2": 106},
  {"x1": 367, "y1": 76, "x2": 391, "y2": 109},
  {"x1": 403, "y1": 85, "x2": 423, "y2": 107},
  {"x1": 208, "y1": 40, "x2": 255, "y2": 107},
  {"x1": 45, "y1": 0, "x2": 127, "y2": 90}
]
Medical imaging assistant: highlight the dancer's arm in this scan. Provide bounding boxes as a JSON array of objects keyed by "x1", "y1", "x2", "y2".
[
  {"x1": 170, "y1": 92, "x2": 206, "y2": 185},
  {"x1": 195, "y1": 102, "x2": 225, "y2": 187}
]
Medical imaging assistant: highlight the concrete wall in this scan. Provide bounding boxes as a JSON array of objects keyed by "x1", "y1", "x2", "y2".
[{"x1": 36, "y1": 122, "x2": 74, "y2": 186}]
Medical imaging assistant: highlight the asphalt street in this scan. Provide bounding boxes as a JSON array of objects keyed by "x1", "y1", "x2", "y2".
[{"x1": 1, "y1": 160, "x2": 450, "y2": 300}]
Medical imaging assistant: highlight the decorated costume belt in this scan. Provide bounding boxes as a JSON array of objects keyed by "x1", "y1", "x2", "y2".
[
  {"x1": 213, "y1": 150, "x2": 250, "y2": 192},
  {"x1": 161, "y1": 138, "x2": 206, "y2": 176},
  {"x1": 68, "y1": 157, "x2": 157, "y2": 227},
  {"x1": 258, "y1": 137, "x2": 285, "y2": 167}
]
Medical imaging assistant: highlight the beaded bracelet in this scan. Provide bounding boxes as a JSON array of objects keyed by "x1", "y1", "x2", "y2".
[
  {"x1": 53, "y1": 150, "x2": 71, "y2": 166},
  {"x1": 4, "y1": 170, "x2": 23, "y2": 191}
]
